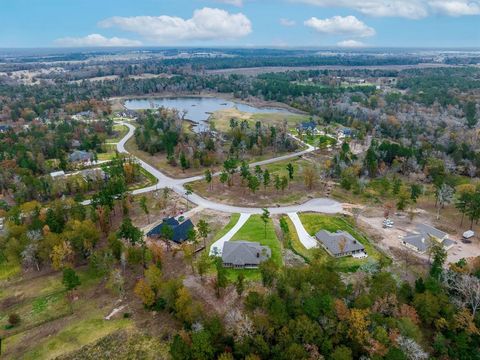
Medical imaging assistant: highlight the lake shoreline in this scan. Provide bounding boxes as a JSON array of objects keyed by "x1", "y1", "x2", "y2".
[{"x1": 110, "y1": 92, "x2": 305, "y2": 115}]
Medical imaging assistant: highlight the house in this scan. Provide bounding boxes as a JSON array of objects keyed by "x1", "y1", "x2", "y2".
[
  {"x1": 221, "y1": 241, "x2": 271, "y2": 269},
  {"x1": 315, "y1": 230, "x2": 367, "y2": 258},
  {"x1": 147, "y1": 217, "x2": 194, "y2": 244},
  {"x1": 401, "y1": 223, "x2": 456, "y2": 253},
  {"x1": 297, "y1": 121, "x2": 318, "y2": 134},
  {"x1": 0, "y1": 124, "x2": 11, "y2": 133},
  {"x1": 79, "y1": 169, "x2": 106, "y2": 182},
  {"x1": 71, "y1": 140, "x2": 81, "y2": 148},
  {"x1": 68, "y1": 150, "x2": 93, "y2": 163}
]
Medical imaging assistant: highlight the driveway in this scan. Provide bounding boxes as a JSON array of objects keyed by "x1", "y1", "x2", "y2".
[
  {"x1": 287, "y1": 213, "x2": 318, "y2": 249},
  {"x1": 209, "y1": 213, "x2": 251, "y2": 256}
]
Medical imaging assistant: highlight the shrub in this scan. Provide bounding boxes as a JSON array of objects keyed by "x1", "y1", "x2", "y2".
[{"x1": 8, "y1": 313, "x2": 21, "y2": 327}]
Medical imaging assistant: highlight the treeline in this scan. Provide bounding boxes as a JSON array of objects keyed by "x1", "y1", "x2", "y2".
[{"x1": 167, "y1": 245, "x2": 480, "y2": 359}]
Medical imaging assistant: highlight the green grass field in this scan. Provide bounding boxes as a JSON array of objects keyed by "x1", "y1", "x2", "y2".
[
  {"x1": 296, "y1": 213, "x2": 388, "y2": 272},
  {"x1": 0, "y1": 268, "x2": 135, "y2": 359}
]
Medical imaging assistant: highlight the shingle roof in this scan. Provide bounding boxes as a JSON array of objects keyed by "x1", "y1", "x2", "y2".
[
  {"x1": 147, "y1": 217, "x2": 193, "y2": 243},
  {"x1": 298, "y1": 121, "x2": 317, "y2": 130},
  {"x1": 403, "y1": 233, "x2": 429, "y2": 253},
  {"x1": 222, "y1": 241, "x2": 271, "y2": 266},
  {"x1": 416, "y1": 223, "x2": 447, "y2": 240},
  {"x1": 68, "y1": 150, "x2": 93, "y2": 162},
  {"x1": 315, "y1": 230, "x2": 365, "y2": 256}
]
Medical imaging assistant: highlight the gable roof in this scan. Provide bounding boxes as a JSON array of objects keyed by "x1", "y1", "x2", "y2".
[
  {"x1": 147, "y1": 217, "x2": 193, "y2": 243},
  {"x1": 68, "y1": 150, "x2": 93, "y2": 162},
  {"x1": 403, "y1": 233, "x2": 430, "y2": 253},
  {"x1": 416, "y1": 223, "x2": 447, "y2": 240},
  {"x1": 221, "y1": 241, "x2": 271, "y2": 266},
  {"x1": 315, "y1": 230, "x2": 365, "y2": 256},
  {"x1": 298, "y1": 121, "x2": 317, "y2": 130}
]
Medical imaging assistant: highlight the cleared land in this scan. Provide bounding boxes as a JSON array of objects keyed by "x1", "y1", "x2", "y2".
[{"x1": 189, "y1": 157, "x2": 328, "y2": 207}]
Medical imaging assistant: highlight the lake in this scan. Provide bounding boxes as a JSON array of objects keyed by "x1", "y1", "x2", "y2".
[{"x1": 124, "y1": 97, "x2": 294, "y2": 132}]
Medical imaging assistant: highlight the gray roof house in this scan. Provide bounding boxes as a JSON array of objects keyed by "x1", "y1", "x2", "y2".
[
  {"x1": 222, "y1": 241, "x2": 271, "y2": 269},
  {"x1": 401, "y1": 223, "x2": 455, "y2": 253},
  {"x1": 315, "y1": 230, "x2": 366, "y2": 258},
  {"x1": 68, "y1": 150, "x2": 93, "y2": 163}
]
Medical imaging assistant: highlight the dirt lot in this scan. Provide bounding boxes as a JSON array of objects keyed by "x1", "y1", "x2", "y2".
[{"x1": 359, "y1": 207, "x2": 480, "y2": 266}]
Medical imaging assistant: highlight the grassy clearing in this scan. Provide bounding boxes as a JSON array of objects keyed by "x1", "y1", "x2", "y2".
[
  {"x1": 298, "y1": 213, "x2": 389, "y2": 272},
  {"x1": 0, "y1": 261, "x2": 21, "y2": 282},
  {"x1": 189, "y1": 157, "x2": 325, "y2": 207},
  {"x1": 210, "y1": 109, "x2": 308, "y2": 133},
  {"x1": 105, "y1": 125, "x2": 128, "y2": 143},
  {"x1": 56, "y1": 329, "x2": 170, "y2": 360},
  {"x1": 14, "y1": 314, "x2": 133, "y2": 360},
  {"x1": 0, "y1": 267, "x2": 132, "y2": 360}
]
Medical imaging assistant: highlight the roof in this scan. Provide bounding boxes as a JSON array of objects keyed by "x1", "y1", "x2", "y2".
[
  {"x1": 221, "y1": 241, "x2": 271, "y2": 266},
  {"x1": 315, "y1": 230, "x2": 365, "y2": 256},
  {"x1": 80, "y1": 169, "x2": 105, "y2": 181},
  {"x1": 50, "y1": 170, "x2": 65, "y2": 178},
  {"x1": 68, "y1": 150, "x2": 93, "y2": 162},
  {"x1": 403, "y1": 233, "x2": 429, "y2": 253},
  {"x1": 298, "y1": 121, "x2": 317, "y2": 130},
  {"x1": 147, "y1": 217, "x2": 193, "y2": 243},
  {"x1": 402, "y1": 228, "x2": 455, "y2": 253},
  {"x1": 416, "y1": 223, "x2": 447, "y2": 240}
]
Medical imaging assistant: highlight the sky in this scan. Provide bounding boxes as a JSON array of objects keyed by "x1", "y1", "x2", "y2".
[{"x1": 1, "y1": 0, "x2": 479, "y2": 48}]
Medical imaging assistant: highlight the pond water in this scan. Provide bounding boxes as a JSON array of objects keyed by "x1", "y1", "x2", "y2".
[{"x1": 124, "y1": 97, "x2": 294, "y2": 132}]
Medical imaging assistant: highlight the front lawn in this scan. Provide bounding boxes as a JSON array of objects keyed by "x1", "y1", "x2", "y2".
[{"x1": 210, "y1": 215, "x2": 283, "y2": 281}]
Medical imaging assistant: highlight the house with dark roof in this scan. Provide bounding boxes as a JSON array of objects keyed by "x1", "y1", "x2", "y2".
[
  {"x1": 401, "y1": 223, "x2": 455, "y2": 253},
  {"x1": 68, "y1": 150, "x2": 93, "y2": 163},
  {"x1": 296, "y1": 121, "x2": 318, "y2": 133},
  {"x1": 147, "y1": 217, "x2": 194, "y2": 244},
  {"x1": 221, "y1": 241, "x2": 271, "y2": 269},
  {"x1": 315, "y1": 230, "x2": 367, "y2": 258}
]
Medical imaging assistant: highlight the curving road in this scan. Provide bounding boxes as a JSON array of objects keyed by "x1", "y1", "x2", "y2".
[{"x1": 116, "y1": 121, "x2": 342, "y2": 215}]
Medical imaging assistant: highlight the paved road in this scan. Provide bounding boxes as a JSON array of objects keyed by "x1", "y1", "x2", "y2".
[{"x1": 116, "y1": 122, "x2": 342, "y2": 215}]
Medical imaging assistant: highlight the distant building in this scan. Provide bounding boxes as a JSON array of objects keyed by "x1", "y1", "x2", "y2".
[
  {"x1": 147, "y1": 217, "x2": 194, "y2": 244},
  {"x1": 315, "y1": 230, "x2": 367, "y2": 258},
  {"x1": 297, "y1": 121, "x2": 318, "y2": 133},
  {"x1": 401, "y1": 223, "x2": 456, "y2": 253},
  {"x1": 79, "y1": 169, "x2": 106, "y2": 182},
  {"x1": 0, "y1": 124, "x2": 12, "y2": 133},
  {"x1": 221, "y1": 241, "x2": 271, "y2": 269},
  {"x1": 50, "y1": 170, "x2": 66, "y2": 179},
  {"x1": 68, "y1": 150, "x2": 93, "y2": 163}
]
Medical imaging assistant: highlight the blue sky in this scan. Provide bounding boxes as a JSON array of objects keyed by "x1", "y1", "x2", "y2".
[{"x1": 1, "y1": 0, "x2": 479, "y2": 48}]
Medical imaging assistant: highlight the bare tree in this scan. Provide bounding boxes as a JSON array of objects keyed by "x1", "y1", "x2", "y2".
[{"x1": 443, "y1": 272, "x2": 480, "y2": 316}]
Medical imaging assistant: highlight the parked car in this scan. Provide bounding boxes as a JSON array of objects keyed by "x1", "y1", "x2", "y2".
[{"x1": 383, "y1": 219, "x2": 394, "y2": 228}]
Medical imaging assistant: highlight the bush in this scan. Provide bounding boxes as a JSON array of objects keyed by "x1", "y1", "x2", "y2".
[
  {"x1": 152, "y1": 297, "x2": 166, "y2": 311},
  {"x1": 123, "y1": 312, "x2": 131, "y2": 318},
  {"x1": 8, "y1": 313, "x2": 21, "y2": 327}
]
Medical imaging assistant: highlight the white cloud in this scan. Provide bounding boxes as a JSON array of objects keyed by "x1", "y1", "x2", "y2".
[
  {"x1": 337, "y1": 39, "x2": 367, "y2": 47},
  {"x1": 99, "y1": 8, "x2": 252, "y2": 43},
  {"x1": 428, "y1": 0, "x2": 480, "y2": 16},
  {"x1": 292, "y1": 0, "x2": 480, "y2": 18},
  {"x1": 213, "y1": 0, "x2": 243, "y2": 6},
  {"x1": 280, "y1": 18, "x2": 296, "y2": 26},
  {"x1": 294, "y1": 0, "x2": 429, "y2": 18},
  {"x1": 304, "y1": 15, "x2": 375, "y2": 37},
  {"x1": 55, "y1": 34, "x2": 142, "y2": 47}
]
